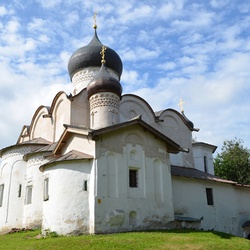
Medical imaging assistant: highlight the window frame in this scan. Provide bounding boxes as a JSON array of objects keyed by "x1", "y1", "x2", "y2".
[
  {"x1": 43, "y1": 178, "x2": 49, "y2": 201},
  {"x1": 18, "y1": 184, "x2": 22, "y2": 198},
  {"x1": 129, "y1": 168, "x2": 139, "y2": 188},
  {"x1": 204, "y1": 155, "x2": 208, "y2": 173},
  {"x1": 0, "y1": 184, "x2": 4, "y2": 207},
  {"x1": 25, "y1": 185, "x2": 33, "y2": 205},
  {"x1": 206, "y1": 188, "x2": 214, "y2": 206}
]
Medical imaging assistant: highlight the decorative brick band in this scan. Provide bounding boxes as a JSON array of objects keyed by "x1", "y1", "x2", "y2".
[
  {"x1": 1, "y1": 147, "x2": 31, "y2": 160},
  {"x1": 89, "y1": 93, "x2": 120, "y2": 110}
]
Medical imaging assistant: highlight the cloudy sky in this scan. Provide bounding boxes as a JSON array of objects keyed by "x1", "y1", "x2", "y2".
[{"x1": 0, "y1": 0, "x2": 250, "y2": 154}]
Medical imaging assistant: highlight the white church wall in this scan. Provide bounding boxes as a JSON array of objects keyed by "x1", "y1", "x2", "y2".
[
  {"x1": 52, "y1": 93, "x2": 71, "y2": 142},
  {"x1": 156, "y1": 110, "x2": 194, "y2": 168},
  {"x1": 119, "y1": 95, "x2": 155, "y2": 124},
  {"x1": 172, "y1": 176, "x2": 250, "y2": 237},
  {"x1": 60, "y1": 134, "x2": 96, "y2": 157},
  {"x1": 0, "y1": 147, "x2": 30, "y2": 233},
  {"x1": 70, "y1": 90, "x2": 90, "y2": 128},
  {"x1": 22, "y1": 153, "x2": 49, "y2": 229},
  {"x1": 42, "y1": 161, "x2": 93, "y2": 235},
  {"x1": 93, "y1": 127, "x2": 174, "y2": 233},
  {"x1": 234, "y1": 186, "x2": 250, "y2": 237},
  {"x1": 30, "y1": 106, "x2": 54, "y2": 142},
  {"x1": 120, "y1": 95, "x2": 195, "y2": 168},
  {"x1": 192, "y1": 143, "x2": 216, "y2": 174}
]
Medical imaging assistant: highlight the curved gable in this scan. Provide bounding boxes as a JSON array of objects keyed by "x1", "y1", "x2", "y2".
[
  {"x1": 29, "y1": 105, "x2": 52, "y2": 141},
  {"x1": 70, "y1": 88, "x2": 89, "y2": 128},
  {"x1": 17, "y1": 125, "x2": 30, "y2": 144},
  {"x1": 120, "y1": 94, "x2": 155, "y2": 124},
  {"x1": 154, "y1": 109, "x2": 195, "y2": 167},
  {"x1": 155, "y1": 109, "x2": 192, "y2": 145},
  {"x1": 29, "y1": 91, "x2": 71, "y2": 143},
  {"x1": 50, "y1": 92, "x2": 71, "y2": 141}
]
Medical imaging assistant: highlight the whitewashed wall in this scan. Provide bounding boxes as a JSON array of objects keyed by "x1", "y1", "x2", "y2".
[
  {"x1": 42, "y1": 161, "x2": 94, "y2": 235},
  {"x1": 192, "y1": 143, "x2": 216, "y2": 174},
  {"x1": 172, "y1": 176, "x2": 250, "y2": 237},
  {"x1": 93, "y1": 126, "x2": 174, "y2": 233},
  {"x1": 120, "y1": 95, "x2": 195, "y2": 168},
  {"x1": 0, "y1": 146, "x2": 29, "y2": 232},
  {"x1": 23, "y1": 153, "x2": 49, "y2": 229}
]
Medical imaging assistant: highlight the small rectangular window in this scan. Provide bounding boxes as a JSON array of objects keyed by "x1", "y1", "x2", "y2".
[
  {"x1": 83, "y1": 180, "x2": 88, "y2": 191},
  {"x1": 44, "y1": 178, "x2": 49, "y2": 201},
  {"x1": 26, "y1": 186, "x2": 32, "y2": 205},
  {"x1": 0, "y1": 184, "x2": 4, "y2": 207},
  {"x1": 206, "y1": 188, "x2": 214, "y2": 206},
  {"x1": 18, "y1": 184, "x2": 22, "y2": 198},
  {"x1": 129, "y1": 169, "x2": 138, "y2": 188},
  {"x1": 204, "y1": 156, "x2": 208, "y2": 173}
]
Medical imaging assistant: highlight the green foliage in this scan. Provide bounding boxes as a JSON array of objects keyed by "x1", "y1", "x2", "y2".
[
  {"x1": 214, "y1": 138, "x2": 250, "y2": 184},
  {"x1": 0, "y1": 229, "x2": 250, "y2": 250}
]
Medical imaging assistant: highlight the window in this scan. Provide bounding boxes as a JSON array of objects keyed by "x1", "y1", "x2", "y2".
[
  {"x1": 204, "y1": 156, "x2": 208, "y2": 173},
  {"x1": 83, "y1": 180, "x2": 88, "y2": 191},
  {"x1": 129, "y1": 169, "x2": 138, "y2": 188},
  {"x1": 25, "y1": 186, "x2": 32, "y2": 205},
  {"x1": 0, "y1": 184, "x2": 4, "y2": 207},
  {"x1": 206, "y1": 188, "x2": 214, "y2": 206},
  {"x1": 18, "y1": 184, "x2": 22, "y2": 198},
  {"x1": 43, "y1": 178, "x2": 49, "y2": 201}
]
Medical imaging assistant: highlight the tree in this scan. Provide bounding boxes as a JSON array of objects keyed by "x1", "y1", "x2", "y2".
[{"x1": 214, "y1": 138, "x2": 250, "y2": 185}]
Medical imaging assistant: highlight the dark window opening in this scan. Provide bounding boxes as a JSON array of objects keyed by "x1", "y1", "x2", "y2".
[
  {"x1": 206, "y1": 188, "x2": 214, "y2": 205},
  {"x1": 129, "y1": 169, "x2": 138, "y2": 188},
  {"x1": 83, "y1": 180, "x2": 88, "y2": 191},
  {"x1": 18, "y1": 184, "x2": 22, "y2": 198},
  {"x1": 204, "y1": 156, "x2": 208, "y2": 173}
]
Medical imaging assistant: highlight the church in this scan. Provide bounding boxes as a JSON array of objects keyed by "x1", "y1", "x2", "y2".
[{"x1": 1, "y1": 21, "x2": 250, "y2": 238}]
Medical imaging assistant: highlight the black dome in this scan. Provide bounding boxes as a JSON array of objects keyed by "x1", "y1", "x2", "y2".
[
  {"x1": 87, "y1": 64, "x2": 122, "y2": 99},
  {"x1": 68, "y1": 30, "x2": 123, "y2": 80}
]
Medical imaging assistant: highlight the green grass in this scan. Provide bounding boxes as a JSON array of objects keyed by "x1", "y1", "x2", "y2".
[{"x1": 0, "y1": 229, "x2": 250, "y2": 250}]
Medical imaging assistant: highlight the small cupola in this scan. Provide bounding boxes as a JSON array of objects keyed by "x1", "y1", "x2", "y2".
[
  {"x1": 87, "y1": 46, "x2": 122, "y2": 100},
  {"x1": 87, "y1": 46, "x2": 122, "y2": 129}
]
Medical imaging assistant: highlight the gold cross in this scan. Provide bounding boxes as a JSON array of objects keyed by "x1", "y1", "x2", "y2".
[
  {"x1": 100, "y1": 46, "x2": 107, "y2": 64},
  {"x1": 178, "y1": 98, "x2": 185, "y2": 113},
  {"x1": 93, "y1": 11, "x2": 98, "y2": 29}
]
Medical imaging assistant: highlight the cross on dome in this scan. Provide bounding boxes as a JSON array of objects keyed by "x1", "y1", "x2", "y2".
[
  {"x1": 93, "y1": 11, "x2": 98, "y2": 29},
  {"x1": 178, "y1": 98, "x2": 185, "y2": 113},
  {"x1": 100, "y1": 46, "x2": 107, "y2": 64}
]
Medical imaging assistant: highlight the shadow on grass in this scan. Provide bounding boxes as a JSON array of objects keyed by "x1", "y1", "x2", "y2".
[{"x1": 143, "y1": 229, "x2": 238, "y2": 240}]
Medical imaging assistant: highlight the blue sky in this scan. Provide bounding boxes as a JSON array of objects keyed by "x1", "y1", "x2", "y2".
[{"x1": 0, "y1": 0, "x2": 250, "y2": 154}]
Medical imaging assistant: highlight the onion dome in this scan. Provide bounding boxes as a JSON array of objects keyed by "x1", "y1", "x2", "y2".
[
  {"x1": 68, "y1": 29, "x2": 123, "y2": 81},
  {"x1": 87, "y1": 61, "x2": 123, "y2": 99}
]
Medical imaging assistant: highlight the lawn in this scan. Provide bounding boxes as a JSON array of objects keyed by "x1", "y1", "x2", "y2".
[{"x1": 0, "y1": 229, "x2": 250, "y2": 250}]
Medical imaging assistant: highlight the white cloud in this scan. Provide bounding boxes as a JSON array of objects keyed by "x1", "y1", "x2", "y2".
[
  {"x1": 210, "y1": 0, "x2": 230, "y2": 8},
  {"x1": 0, "y1": 0, "x2": 250, "y2": 153},
  {"x1": 121, "y1": 47, "x2": 159, "y2": 62},
  {"x1": 35, "y1": 0, "x2": 62, "y2": 8},
  {"x1": 0, "y1": 5, "x2": 7, "y2": 16},
  {"x1": 158, "y1": 62, "x2": 176, "y2": 70},
  {"x1": 121, "y1": 70, "x2": 148, "y2": 93}
]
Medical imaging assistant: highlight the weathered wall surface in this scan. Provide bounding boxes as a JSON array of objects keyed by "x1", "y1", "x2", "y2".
[
  {"x1": 0, "y1": 146, "x2": 31, "y2": 232},
  {"x1": 42, "y1": 161, "x2": 94, "y2": 235},
  {"x1": 120, "y1": 95, "x2": 195, "y2": 168},
  {"x1": 23, "y1": 153, "x2": 49, "y2": 229},
  {"x1": 172, "y1": 176, "x2": 250, "y2": 237},
  {"x1": 192, "y1": 143, "x2": 215, "y2": 174},
  {"x1": 93, "y1": 126, "x2": 174, "y2": 233}
]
